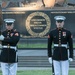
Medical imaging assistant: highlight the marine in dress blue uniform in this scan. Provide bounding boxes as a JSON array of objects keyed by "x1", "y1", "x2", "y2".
[
  {"x1": 48, "y1": 16, "x2": 73, "y2": 75},
  {"x1": 0, "y1": 19, "x2": 20, "y2": 75}
]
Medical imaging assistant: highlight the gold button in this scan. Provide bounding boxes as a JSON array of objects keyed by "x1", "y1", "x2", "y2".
[
  {"x1": 59, "y1": 36, "x2": 61, "y2": 37},
  {"x1": 59, "y1": 40, "x2": 61, "y2": 42},
  {"x1": 7, "y1": 44, "x2": 10, "y2": 48},
  {"x1": 59, "y1": 40, "x2": 61, "y2": 43},
  {"x1": 59, "y1": 38, "x2": 61, "y2": 39},
  {"x1": 59, "y1": 43, "x2": 61, "y2": 44},
  {"x1": 58, "y1": 44, "x2": 61, "y2": 46}
]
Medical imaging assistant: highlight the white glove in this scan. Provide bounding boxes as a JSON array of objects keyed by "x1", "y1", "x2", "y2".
[
  {"x1": 48, "y1": 57, "x2": 52, "y2": 64},
  {"x1": 69, "y1": 58, "x2": 73, "y2": 62},
  {"x1": 0, "y1": 35, "x2": 4, "y2": 41}
]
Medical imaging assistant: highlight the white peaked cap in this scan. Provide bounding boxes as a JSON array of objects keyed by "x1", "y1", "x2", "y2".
[
  {"x1": 54, "y1": 16, "x2": 66, "y2": 21},
  {"x1": 4, "y1": 19, "x2": 15, "y2": 23}
]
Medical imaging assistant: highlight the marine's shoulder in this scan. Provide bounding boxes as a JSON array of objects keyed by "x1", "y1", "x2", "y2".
[
  {"x1": 63, "y1": 28, "x2": 71, "y2": 32},
  {"x1": 2, "y1": 29, "x2": 7, "y2": 33},
  {"x1": 50, "y1": 28, "x2": 56, "y2": 32},
  {"x1": 48, "y1": 28, "x2": 56, "y2": 35}
]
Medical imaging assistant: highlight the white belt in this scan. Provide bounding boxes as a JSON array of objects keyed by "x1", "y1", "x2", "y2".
[
  {"x1": 54, "y1": 44, "x2": 67, "y2": 48},
  {"x1": 2, "y1": 46, "x2": 17, "y2": 50}
]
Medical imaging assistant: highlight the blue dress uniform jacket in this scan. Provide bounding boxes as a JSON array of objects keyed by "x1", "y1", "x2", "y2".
[
  {"x1": 0, "y1": 29, "x2": 20, "y2": 63},
  {"x1": 48, "y1": 28, "x2": 73, "y2": 61}
]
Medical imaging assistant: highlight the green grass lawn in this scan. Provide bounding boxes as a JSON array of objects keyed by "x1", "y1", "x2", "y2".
[
  {"x1": 17, "y1": 43, "x2": 75, "y2": 48},
  {"x1": 17, "y1": 70, "x2": 52, "y2": 75},
  {"x1": 17, "y1": 69, "x2": 74, "y2": 75},
  {"x1": 0, "y1": 69, "x2": 74, "y2": 75},
  {"x1": 18, "y1": 43, "x2": 47, "y2": 48}
]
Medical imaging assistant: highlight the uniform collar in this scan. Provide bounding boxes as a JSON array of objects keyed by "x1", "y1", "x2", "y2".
[
  {"x1": 6, "y1": 29, "x2": 13, "y2": 32},
  {"x1": 57, "y1": 28, "x2": 63, "y2": 30}
]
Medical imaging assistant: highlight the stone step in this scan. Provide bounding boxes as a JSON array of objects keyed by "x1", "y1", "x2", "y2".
[{"x1": 18, "y1": 56, "x2": 75, "y2": 67}]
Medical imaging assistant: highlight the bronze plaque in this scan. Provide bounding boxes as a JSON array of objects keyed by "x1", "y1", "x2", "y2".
[{"x1": 26, "y1": 12, "x2": 51, "y2": 37}]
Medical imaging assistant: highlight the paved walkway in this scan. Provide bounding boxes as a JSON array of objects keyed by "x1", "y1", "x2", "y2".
[
  {"x1": 0, "y1": 67, "x2": 74, "y2": 71},
  {"x1": 17, "y1": 67, "x2": 51, "y2": 71},
  {"x1": 18, "y1": 49, "x2": 47, "y2": 56},
  {"x1": 18, "y1": 49, "x2": 75, "y2": 56},
  {"x1": 17, "y1": 67, "x2": 75, "y2": 71}
]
